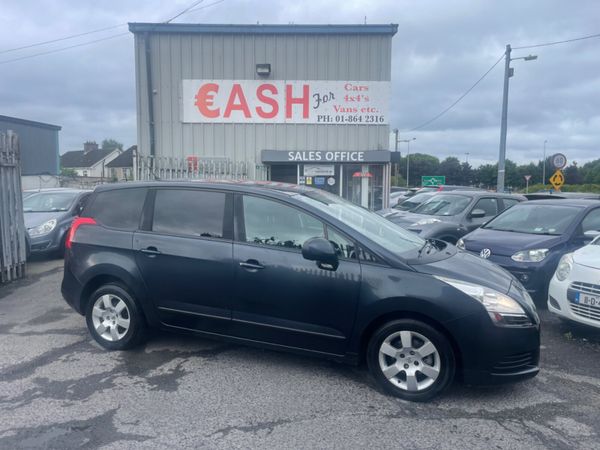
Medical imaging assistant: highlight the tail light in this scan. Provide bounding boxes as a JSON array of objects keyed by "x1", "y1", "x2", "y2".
[{"x1": 65, "y1": 217, "x2": 97, "y2": 249}]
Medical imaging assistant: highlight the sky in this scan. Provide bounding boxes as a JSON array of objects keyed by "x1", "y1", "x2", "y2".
[{"x1": 1, "y1": 0, "x2": 599, "y2": 168}]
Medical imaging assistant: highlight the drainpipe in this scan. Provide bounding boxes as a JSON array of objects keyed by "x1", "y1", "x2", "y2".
[{"x1": 144, "y1": 32, "x2": 156, "y2": 175}]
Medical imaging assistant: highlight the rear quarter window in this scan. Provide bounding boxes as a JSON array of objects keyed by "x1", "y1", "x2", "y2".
[{"x1": 84, "y1": 188, "x2": 147, "y2": 231}]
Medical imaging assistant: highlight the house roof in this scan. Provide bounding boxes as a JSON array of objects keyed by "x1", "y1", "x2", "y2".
[
  {"x1": 128, "y1": 23, "x2": 398, "y2": 36},
  {"x1": 106, "y1": 146, "x2": 135, "y2": 168},
  {"x1": 0, "y1": 114, "x2": 61, "y2": 131},
  {"x1": 60, "y1": 148, "x2": 116, "y2": 168}
]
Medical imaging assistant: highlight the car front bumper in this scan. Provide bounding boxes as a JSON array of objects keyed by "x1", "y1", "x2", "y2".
[
  {"x1": 548, "y1": 263, "x2": 600, "y2": 329},
  {"x1": 446, "y1": 310, "x2": 540, "y2": 386}
]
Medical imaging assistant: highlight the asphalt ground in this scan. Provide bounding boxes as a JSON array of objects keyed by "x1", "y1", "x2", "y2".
[{"x1": 1, "y1": 257, "x2": 600, "y2": 449}]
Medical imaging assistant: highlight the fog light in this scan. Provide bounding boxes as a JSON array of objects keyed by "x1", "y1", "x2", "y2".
[
  {"x1": 548, "y1": 296, "x2": 561, "y2": 310},
  {"x1": 520, "y1": 274, "x2": 529, "y2": 283}
]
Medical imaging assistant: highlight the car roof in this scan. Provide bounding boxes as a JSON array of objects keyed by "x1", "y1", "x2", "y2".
[
  {"x1": 25, "y1": 188, "x2": 91, "y2": 194},
  {"x1": 516, "y1": 198, "x2": 600, "y2": 208},
  {"x1": 427, "y1": 190, "x2": 526, "y2": 199},
  {"x1": 93, "y1": 180, "x2": 318, "y2": 198}
]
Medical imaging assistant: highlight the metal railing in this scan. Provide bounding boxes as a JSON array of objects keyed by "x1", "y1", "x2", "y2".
[
  {"x1": 135, "y1": 153, "x2": 269, "y2": 182},
  {"x1": 0, "y1": 131, "x2": 27, "y2": 282}
]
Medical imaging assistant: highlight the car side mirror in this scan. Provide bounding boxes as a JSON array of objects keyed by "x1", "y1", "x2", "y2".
[
  {"x1": 302, "y1": 237, "x2": 339, "y2": 271},
  {"x1": 470, "y1": 209, "x2": 486, "y2": 219}
]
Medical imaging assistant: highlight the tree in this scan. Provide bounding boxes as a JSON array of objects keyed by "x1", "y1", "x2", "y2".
[
  {"x1": 438, "y1": 157, "x2": 463, "y2": 185},
  {"x1": 564, "y1": 164, "x2": 584, "y2": 185},
  {"x1": 101, "y1": 139, "x2": 123, "y2": 151},
  {"x1": 400, "y1": 153, "x2": 440, "y2": 187}
]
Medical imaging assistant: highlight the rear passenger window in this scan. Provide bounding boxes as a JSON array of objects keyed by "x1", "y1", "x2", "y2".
[
  {"x1": 86, "y1": 188, "x2": 146, "y2": 231},
  {"x1": 152, "y1": 190, "x2": 225, "y2": 239}
]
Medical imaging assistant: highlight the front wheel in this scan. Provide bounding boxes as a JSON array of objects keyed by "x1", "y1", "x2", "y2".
[
  {"x1": 367, "y1": 319, "x2": 455, "y2": 402},
  {"x1": 85, "y1": 284, "x2": 147, "y2": 350}
]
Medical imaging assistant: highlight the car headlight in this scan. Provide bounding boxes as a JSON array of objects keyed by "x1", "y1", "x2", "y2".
[
  {"x1": 28, "y1": 219, "x2": 57, "y2": 237},
  {"x1": 511, "y1": 248, "x2": 549, "y2": 263},
  {"x1": 555, "y1": 253, "x2": 573, "y2": 282},
  {"x1": 456, "y1": 238, "x2": 465, "y2": 250},
  {"x1": 435, "y1": 276, "x2": 530, "y2": 326},
  {"x1": 411, "y1": 218, "x2": 441, "y2": 226}
]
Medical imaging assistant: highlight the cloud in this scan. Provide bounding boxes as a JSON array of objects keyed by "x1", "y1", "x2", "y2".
[{"x1": 0, "y1": 0, "x2": 598, "y2": 166}]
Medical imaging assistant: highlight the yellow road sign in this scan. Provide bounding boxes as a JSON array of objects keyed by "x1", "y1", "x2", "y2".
[{"x1": 549, "y1": 170, "x2": 564, "y2": 191}]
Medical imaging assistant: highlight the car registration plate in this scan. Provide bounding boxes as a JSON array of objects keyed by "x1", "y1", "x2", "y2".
[{"x1": 574, "y1": 292, "x2": 600, "y2": 306}]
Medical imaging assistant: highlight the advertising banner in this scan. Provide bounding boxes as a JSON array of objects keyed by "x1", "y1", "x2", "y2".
[{"x1": 182, "y1": 80, "x2": 390, "y2": 124}]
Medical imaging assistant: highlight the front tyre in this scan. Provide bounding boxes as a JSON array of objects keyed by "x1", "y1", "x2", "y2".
[
  {"x1": 367, "y1": 319, "x2": 455, "y2": 402},
  {"x1": 85, "y1": 284, "x2": 147, "y2": 350}
]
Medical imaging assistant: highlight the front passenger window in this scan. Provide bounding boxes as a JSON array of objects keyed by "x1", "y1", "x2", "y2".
[
  {"x1": 581, "y1": 209, "x2": 600, "y2": 234},
  {"x1": 473, "y1": 198, "x2": 498, "y2": 217},
  {"x1": 242, "y1": 196, "x2": 324, "y2": 249},
  {"x1": 326, "y1": 226, "x2": 356, "y2": 259}
]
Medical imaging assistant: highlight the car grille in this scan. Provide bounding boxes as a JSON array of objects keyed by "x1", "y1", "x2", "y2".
[
  {"x1": 569, "y1": 303, "x2": 600, "y2": 322},
  {"x1": 492, "y1": 351, "x2": 538, "y2": 374},
  {"x1": 570, "y1": 281, "x2": 600, "y2": 296},
  {"x1": 568, "y1": 282, "x2": 600, "y2": 322}
]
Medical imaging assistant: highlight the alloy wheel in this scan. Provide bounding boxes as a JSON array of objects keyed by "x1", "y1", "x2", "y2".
[
  {"x1": 91, "y1": 294, "x2": 131, "y2": 342},
  {"x1": 378, "y1": 330, "x2": 441, "y2": 392}
]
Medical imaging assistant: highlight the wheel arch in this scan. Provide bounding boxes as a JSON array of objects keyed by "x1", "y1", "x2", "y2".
[
  {"x1": 358, "y1": 309, "x2": 463, "y2": 375},
  {"x1": 78, "y1": 264, "x2": 158, "y2": 326}
]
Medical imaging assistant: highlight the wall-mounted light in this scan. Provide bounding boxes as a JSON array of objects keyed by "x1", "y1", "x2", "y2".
[{"x1": 256, "y1": 63, "x2": 271, "y2": 77}]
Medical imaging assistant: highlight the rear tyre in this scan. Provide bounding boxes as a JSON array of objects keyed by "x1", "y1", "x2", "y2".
[
  {"x1": 85, "y1": 284, "x2": 147, "y2": 350},
  {"x1": 367, "y1": 319, "x2": 455, "y2": 402}
]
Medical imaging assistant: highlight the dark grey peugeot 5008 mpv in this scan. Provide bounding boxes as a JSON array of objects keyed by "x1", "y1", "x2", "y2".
[{"x1": 62, "y1": 181, "x2": 540, "y2": 401}]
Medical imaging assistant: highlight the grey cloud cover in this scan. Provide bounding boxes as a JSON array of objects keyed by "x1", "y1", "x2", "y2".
[{"x1": 1, "y1": 0, "x2": 599, "y2": 166}]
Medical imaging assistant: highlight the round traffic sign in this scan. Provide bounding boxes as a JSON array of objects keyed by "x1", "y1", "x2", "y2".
[{"x1": 552, "y1": 153, "x2": 567, "y2": 170}]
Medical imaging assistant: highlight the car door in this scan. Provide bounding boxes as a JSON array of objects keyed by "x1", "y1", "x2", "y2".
[
  {"x1": 134, "y1": 188, "x2": 234, "y2": 333},
  {"x1": 231, "y1": 194, "x2": 361, "y2": 356},
  {"x1": 464, "y1": 197, "x2": 499, "y2": 233}
]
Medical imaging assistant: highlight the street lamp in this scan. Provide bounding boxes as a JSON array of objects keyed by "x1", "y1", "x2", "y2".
[
  {"x1": 497, "y1": 44, "x2": 538, "y2": 192},
  {"x1": 398, "y1": 137, "x2": 416, "y2": 187},
  {"x1": 465, "y1": 152, "x2": 470, "y2": 164},
  {"x1": 542, "y1": 139, "x2": 548, "y2": 190}
]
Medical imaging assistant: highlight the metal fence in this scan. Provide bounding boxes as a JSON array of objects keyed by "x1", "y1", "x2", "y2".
[
  {"x1": 0, "y1": 131, "x2": 27, "y2": 283},
  {"x1": 136, "y1": 154, "x2": 269, "y2": 182}
]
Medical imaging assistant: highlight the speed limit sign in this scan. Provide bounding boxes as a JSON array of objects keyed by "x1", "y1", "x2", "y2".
[{"x1": 552, "y1": 153, "x2": 567, "y2": 170}]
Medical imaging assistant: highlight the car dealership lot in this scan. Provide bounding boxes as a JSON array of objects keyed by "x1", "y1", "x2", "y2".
[{"x1": 2, "y1": 259, "x2": 600, "y2": 449}]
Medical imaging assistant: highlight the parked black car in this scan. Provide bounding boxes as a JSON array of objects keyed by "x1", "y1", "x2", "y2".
[
  {"x1": 377, "y1": 191, "x2": 437, "y2": 218},
  {"x1": 23, "y1": 189, "x2": 91, "y2": 256},
  {"x1": 457, "y1": 199, "x2": 600, "y2": 301},
  {"x1": 386, "y1": 191, "x2": 525, "y2": 244},
  {"x1": 62, "y1": 182, "x2": 540, "y2": 401}
]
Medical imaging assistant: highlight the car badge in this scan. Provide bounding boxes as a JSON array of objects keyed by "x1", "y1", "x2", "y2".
[{"x1": 480, "y1": 248, "x2": 492, "y2": 259}]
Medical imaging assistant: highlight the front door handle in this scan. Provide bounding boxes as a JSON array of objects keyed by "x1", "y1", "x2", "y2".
[
  {"x1": 140, "y1": 246, "x2": 162, "y2": 256},
  {"x1": 239, "y1": 260, "x2": 264, "y2": 270}
]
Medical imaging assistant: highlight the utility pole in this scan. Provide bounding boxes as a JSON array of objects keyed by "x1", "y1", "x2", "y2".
[
  {"x1": 497, "y1": 44, "x2": 512, "y2": 193},
  {"x1": 497, "y1": 45, "x2": 537, "y2": 193},
  {"x1": 398, "y1": 137, "x2": 416, "y2": 187},
  {"x1": 542, "y1": 139, "x2": 548, "y2": 190}
]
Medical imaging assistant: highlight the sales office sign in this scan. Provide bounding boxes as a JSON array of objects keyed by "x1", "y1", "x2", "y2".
[{"x1": 182, "y1": 80, "x2": 390, "y2": 124}]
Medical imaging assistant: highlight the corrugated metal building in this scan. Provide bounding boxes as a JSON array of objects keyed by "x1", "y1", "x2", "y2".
[
  {"x1": 129, "y1": 23, "x2": 397, "y2": 208},
  {"x1": 0, "y1": 115, "x2": 61, "y2": 176}
]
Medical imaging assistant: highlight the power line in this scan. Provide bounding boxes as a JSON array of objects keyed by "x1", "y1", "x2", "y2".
[
  {"x1": 0, "y1": 24, "x2": 127, "y2": 55},
  {"x1": 407, "y1": 53, "x2": 505, "y2": 132},
  {"x1": 513, "y1": 31, "x2": 600, "y2": 49},
  {"x1": 164, "y1": 0, "x2": 205, "y2": 23},
  {"x1": 0, "y1": 32, "x2": 130, "y2": 65},
  {"x1": 0, "y1": 0, "x2": 226, "y2": 65}
]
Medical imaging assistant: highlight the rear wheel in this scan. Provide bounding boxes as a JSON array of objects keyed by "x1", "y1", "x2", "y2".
[
  {"x1": 85, "y1": 284, "x2": 147, "y2": 350},
  {"x1": 367, "y1": 319, "x2": 455, "y2": 402}
]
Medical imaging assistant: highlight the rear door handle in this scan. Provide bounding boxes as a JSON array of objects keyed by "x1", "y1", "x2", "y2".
[
  {"x1": 140, "y1": 246, "x2": 162, "y2": 256},
  {"x1": 239, "y1": 260, "x2": 264, "y2": 270}
]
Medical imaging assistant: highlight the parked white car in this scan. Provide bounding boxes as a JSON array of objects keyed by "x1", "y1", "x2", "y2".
[{"x1": 548, "y1": 235, "x2": 600, "y2": 328}]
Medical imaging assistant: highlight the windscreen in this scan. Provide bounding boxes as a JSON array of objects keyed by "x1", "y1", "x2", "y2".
[
  {"x1": 296, "y1": 190, "x2": 424, "y2": 257},
  {"x1": 23, "y1": 192, "x2": 78, "y2": 212},
  {"x1": 483, "y1": 204, "x2": 579, "y2": 235},
  {"x1": 411, "y1": 194, "x2": 471, "y2": 216},
  {"x1": 395, "y1": 192, "x2": 434, "y2": 211}
]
